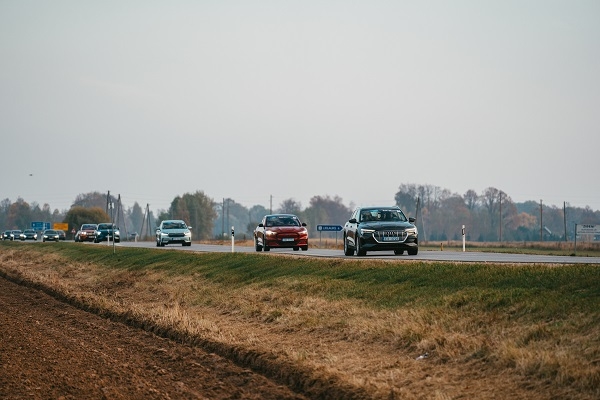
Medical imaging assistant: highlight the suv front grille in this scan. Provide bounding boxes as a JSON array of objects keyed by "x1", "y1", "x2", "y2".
[{"x1": 373, "y1": 230, "x2": 407, "y2": 243}]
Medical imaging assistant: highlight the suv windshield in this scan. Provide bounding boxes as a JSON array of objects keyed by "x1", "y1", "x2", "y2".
[
  {"x1": 360, "y1": 209, "x2": 407, "y2": 222},
  {"x1": 163, "y1": 222, "x2": 186, "y2": 229}
]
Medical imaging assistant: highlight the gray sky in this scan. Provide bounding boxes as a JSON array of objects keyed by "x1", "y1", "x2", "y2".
[{"x1": 1, "y1": 1, "x2": 599, "y2": 214}]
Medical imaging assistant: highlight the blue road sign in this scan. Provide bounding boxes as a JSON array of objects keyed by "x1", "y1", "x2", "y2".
[
  {"x1": 31, "y1": 221, "x2": 51, "y2": 230},
  {"x1": 317, "y1": 225, "x2": 343, "y2": 232},
  {"x1": 31, "y1": 221, "x2": 44, "y2": 230}
]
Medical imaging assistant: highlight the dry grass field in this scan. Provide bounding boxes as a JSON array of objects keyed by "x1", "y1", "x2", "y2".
[{"x1": 1, "y1": 242, "x2": 599, "y2": 399}]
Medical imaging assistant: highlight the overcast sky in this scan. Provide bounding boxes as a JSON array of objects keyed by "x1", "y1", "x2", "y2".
[{"x1": 1, "y1": 1, "x2": 599, "y2": 215}]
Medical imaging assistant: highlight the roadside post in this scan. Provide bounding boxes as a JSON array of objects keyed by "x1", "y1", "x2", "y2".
[
  {"x1": 231, "y1": 226, "x2": 235, "y2": 253},
  {"x1": 462, "y1": 225, "x2": 466, "y2": 252},
  {"x1": 316, "y1": 225, "x2": 343, "y2": 247}
]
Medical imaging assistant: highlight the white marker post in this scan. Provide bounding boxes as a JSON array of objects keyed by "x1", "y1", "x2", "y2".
[
  {"x1": 462, "y1": 225, "x2": 466, "y2": 252},
  {"x1": 231, "y1": 226, "x2": 235, "y2": 253}
]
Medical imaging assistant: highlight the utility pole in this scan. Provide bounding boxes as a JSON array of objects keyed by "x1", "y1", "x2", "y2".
[
  {"x1": 416, "y1": 196, "x2": 425, "y2": 241},
  {"x1": 270, "y1": 195, "x2": 273, "y2": 214},
  {"x1": 563, "y1": 201, "x2": 568, "y2": 241},
  {"x1": 499, "y1": 192, "x2": 503, "y2": 242},
  {"x1": 540, "y1": 199, "x2": 543, "y2": 242},
  {"x1": 222, "y1": 198, "x2": 225, "y2": 238},
  {"x1": 106, "y1": 190, "x2": 111, "y2": 215},
  {"x1": 226, "y1": 198, "x2": 230, "y2": 238},
  {"x1": 146, "y1": 204, "x2": 152, "y2": 237}
]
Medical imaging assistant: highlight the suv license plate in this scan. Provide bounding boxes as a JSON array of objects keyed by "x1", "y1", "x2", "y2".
[{"x1": 282, "y1": 238, "x2": 294, "y2": 242}]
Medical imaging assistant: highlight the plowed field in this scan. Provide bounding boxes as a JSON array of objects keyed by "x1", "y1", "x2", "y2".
[{"x1": 0, "y1": 277, "x2": 305, "y2": 400}]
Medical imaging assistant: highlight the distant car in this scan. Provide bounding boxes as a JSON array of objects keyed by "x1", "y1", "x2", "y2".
[
  {"x1": 23, "y1": 229, "x2": 38, "y2": 241},
  {"x1": 42, "y1": 229, "x2": 60, "y2": 242},
  {"x1": 12, "y1": 230, "x2": 24, "y2": 241},
  {"x1": 155, "y1": 220, "x2": 192, "y2": 247},
  {"x1": 254, "y1": 214, "x2": 308, "y2": 252},
  {"x1": 94, "y1": 223, "x2": 120, "y2": 243},
  {"x1": 75, "y1": 224, "x2": 98, "y2": 242},
  {"x1": 57, "y1": 230, "x2": 66, "y2": 241},
  {"x1": 342, "y1": 206, "x2": 418, "y2": 256},
  {"x1": 2, "y1": 230, "x2": 12, "y2": 240}
]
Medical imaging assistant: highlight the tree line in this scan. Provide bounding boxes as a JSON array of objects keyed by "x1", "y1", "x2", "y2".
[{"x1": 1, "y1": 185, "x2": 599, "y2": 242}]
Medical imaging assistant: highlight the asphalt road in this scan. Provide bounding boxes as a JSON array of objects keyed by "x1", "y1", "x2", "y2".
[{"x1": 119, "y1": 241, "x2": 600, "y2": 264}]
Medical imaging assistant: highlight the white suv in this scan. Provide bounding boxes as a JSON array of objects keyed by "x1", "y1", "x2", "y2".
[{"x1": 155, "y1": 220, "x2": 192, "y2": 247}]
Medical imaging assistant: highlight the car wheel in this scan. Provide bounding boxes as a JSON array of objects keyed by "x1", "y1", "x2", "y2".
[
  {"x1": 356, "y1": 237, "x2": 366, "y2": 256},
  {"x1": 264, "y1": 245, "x2": 270, "y2": 252},
  {"x1": 343, "y1": 235, "x2": 354, "y2": 256},
  {"x1": 408, "y1": 247, "x2": 418, "y2": 256},
  {"x1": 254, "y1": 238, "x2": 262, "y2": 252},
  {"x1": 293, "y1": 247, "x2": 299, "y2": 251},
  {"x1": 301, "y1": 246, "x2": 308, "y2": 251},
  {"x1": 394, "y1": 250, "x2": 404, "y2": 255}
]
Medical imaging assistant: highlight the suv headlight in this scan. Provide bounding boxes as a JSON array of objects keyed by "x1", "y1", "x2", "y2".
[{"x1": 359, "y1": 228, "x2": 375, "y2": 237}]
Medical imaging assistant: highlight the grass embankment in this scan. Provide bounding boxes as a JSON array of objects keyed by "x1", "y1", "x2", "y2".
[
  {"x1": 307, "y1": 238, "x2": 600, "y2": 257},
  {"x1": 1, "y1": 242, "x2": 599, "y2": 399}
]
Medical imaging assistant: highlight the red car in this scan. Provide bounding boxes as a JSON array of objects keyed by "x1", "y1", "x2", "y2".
[
  {"x1": 74, "y1": 224, "x2": 98, "y2": 242},
  {"x1": 254, "y1": 214, "x2": 308, "y2": 252}
]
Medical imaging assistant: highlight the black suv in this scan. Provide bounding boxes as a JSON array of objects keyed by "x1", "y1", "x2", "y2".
[{"x1": 343, "y1": 206, "x2": 418, "y2": 256}]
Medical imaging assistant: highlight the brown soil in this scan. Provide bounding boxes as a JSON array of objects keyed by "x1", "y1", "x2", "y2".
[{"x1": 0, "y1": 276, "x2": 306, "y2": 400}]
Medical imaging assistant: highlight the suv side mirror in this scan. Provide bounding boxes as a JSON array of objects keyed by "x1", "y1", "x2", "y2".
[
  {"x1": 349, "y1": 218, "x2": 357, "y2": 224},
  {"x1": 409, "y1": 217, "x2": 416, "y2": 223}
]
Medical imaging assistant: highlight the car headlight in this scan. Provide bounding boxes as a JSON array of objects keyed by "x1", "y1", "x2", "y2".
[
  {"x1": 265, "y1": 230, "x2": 277, "y2": 237},
  {"x1": 405, "y1": 228, "x2": 417, "y2": 235},
  {"x1": 359, "y1": 228, "x2": 375, "y2": 237}
]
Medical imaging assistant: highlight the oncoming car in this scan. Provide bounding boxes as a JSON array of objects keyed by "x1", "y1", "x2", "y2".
[
  {"x1": 155, "y1": 220, "x2": 192, "y2": 247},
  {"x1": 94, "y1": 223, "x2": 120, "y2": 243},
  {"x1": 75, "y1": 224, "x2": 98, "y2": 242},
  {"x1": 23, "y1": 229, "x2": 38, "y2": 241},
  {"x1": 42, "y1": 229, "x2": 60, "y2": 242},
  {"x1": 342, "y1": 206, "x2": 418, "y2": 256},
  {"x1": 254, "y1": 214, "x2": 308, "y2": 252}
]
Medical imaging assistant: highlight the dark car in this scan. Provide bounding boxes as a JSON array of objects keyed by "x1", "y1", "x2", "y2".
[
  {"x1": 57, "y1": 230, "x2": 66, "y2": 241},
  {"x1": 94, "y1": 223, "x2": 120, "y2": 243},
  {"x1": 2, "y1": 230, "x2": 12, "y2": 240},
  {"x1": 42, "y1": 229, "x2": 60, "y2": 242},
  {"x1": 342, "y1": 206, "x2": 418, "y2": 256},
  {"x1": 254, "y1": 214, "x2": 308, "y2": 252},
  {"x1": 23, "y1": 229, "x2": 38, "y2": 241},
  {"x1": 75, "y1": 224, "x2": 98, "y2": 242},
  {"x1": 12, "y1": 230, "x2": 24, "y2": 241}
]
